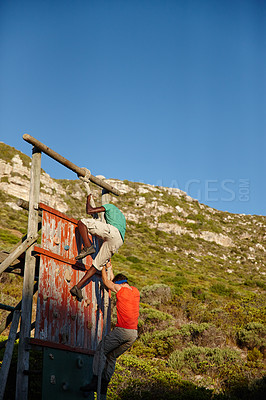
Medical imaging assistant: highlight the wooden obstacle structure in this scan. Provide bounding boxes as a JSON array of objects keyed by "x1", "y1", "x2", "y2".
[{"x1": 0, "y1": 135, "x2": 120, "y2": 400}]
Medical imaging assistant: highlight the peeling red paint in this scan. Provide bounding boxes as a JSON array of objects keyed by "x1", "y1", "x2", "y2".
[{"x1": 34, "y1": 205, "x2": 110, "y2": 351}]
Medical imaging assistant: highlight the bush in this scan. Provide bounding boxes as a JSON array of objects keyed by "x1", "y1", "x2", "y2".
[
  {"x1": 168, "y1": 345, "x2": 242, "y2": 375},
  {"x1": 236, "y1": 322, "x2": 266, "y2": 354},
  {"x1": 138, "y1": 304, "x2": 175, "y2": 333},
  {"x1": 210, "y1": 283, "x2": 234, "y2": 297},
  {"x1": 137, "y1": 327, "x2": 181, "y2": 357},
  {"x1": 140, "y1": 284, "x2": 172, "y2": 306},
  {"x1": 178, "y1": 323, "x2": 226, "y2": 347},
  {"x1": 111, "y1": 354, "x2": 222, "y2": 400}
]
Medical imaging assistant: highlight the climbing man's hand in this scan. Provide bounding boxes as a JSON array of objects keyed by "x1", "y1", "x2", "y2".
[
  {"x1": 82, "y1": 180, "x2": 92, "y2": 196},
  {"x1": 78, "y1": 167, "x2": 92, "y2": 195}
]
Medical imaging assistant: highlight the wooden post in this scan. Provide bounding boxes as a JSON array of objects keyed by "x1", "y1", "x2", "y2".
[
  {"x1": 96, "y1": 189, "x2": 111, "y2": 399},
  {"x1": 15, "y1": 147, "x2": 41, "y2": 400},
  {"x1": 0, "y1": 310, "x2": 21, "y2": 400}
]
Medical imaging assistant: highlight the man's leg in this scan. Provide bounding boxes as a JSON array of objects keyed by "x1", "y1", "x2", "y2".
[
  {"x1": 70, "y1": 265, "x2": 98, "y2": 301},
  {"x1": 102, "y1": 328, "x2": 137, "y2": 382},
  {"x1": 81, "y1": 328, "x2": 137, "y2": 393},
  {"x1": 75, "y1": 220, "x2": 96, "y2": 260},
  {"x1": 71, "y1": 220, "x2": 108, "y2": 301}
]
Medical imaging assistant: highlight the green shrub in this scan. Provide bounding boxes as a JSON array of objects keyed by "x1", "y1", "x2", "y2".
[
  {"x1": 218, "y1": 362, "x2": 266, "y2": 400},
  {"x1": 158, "y1": 212, "x2": 174, "y2": 223},
  {"x1": 177, "y1": 322, "x2": 226, "y2": 347},
  {"x1": 247, "y1": 348, "x2": 263, "y2": 362},
  {"x1": 127, "y1": 255, "x2": 142, "y2": 263},
  {"x1": 111, "y1": 354, "x2": 221, "y2": 400},
  {"x1": 136, "y1": 327, "x2": 181, "y2": 357},
  {"x1": 192, "y1": 286, "x2": 206, "y2": 301},
  {"x1": 138, "y1": 304, "x2": 175, "y2": 333},
  {"x1": 168, "y1": 345, "x2": 242, "y2": 375},
  {"x1": 236, "y1": 322, "x2": 266, "y2": 352},
  {"x1": 210, "y1": 283, "x2": 234, "y2": 297},
  {"x1": 140, "y1": 284, "x2": 172, "y2": 306},
  {"x1": 178, "y1": 322, "x2": 211, "y2": 337},
  {"x1": 0, "y1": 228, "x2": 19, "y2": 245}
]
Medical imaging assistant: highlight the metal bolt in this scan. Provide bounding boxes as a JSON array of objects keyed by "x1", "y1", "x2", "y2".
[{"x1": 76, "y1": 357, "x2": 84, "y2": 369}]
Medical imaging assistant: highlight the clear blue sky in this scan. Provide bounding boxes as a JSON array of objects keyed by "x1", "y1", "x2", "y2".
[{"x1": 0, "y1": 0, "x2": 265, "y2": 216}]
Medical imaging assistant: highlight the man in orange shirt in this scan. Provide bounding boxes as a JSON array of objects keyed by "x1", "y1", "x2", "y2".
[{"x1": 80, "y1": 261, "x2": 140, "y2": 395}]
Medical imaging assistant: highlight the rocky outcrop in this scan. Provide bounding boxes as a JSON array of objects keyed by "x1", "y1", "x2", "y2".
[{"x1": 1, "y1": 148, "x2": 265, "y2": 253}]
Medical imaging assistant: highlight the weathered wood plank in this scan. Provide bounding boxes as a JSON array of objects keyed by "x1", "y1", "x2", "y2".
[
  {"x1": 0, "y1": 282, "x2": 38, "y2": 336},
  {"x1": 0, "y1": 304, "x2": 15, "y2": 312},
  {"x1": 0, "y1": 233, "x2": 38, "y2": 274},
  {"x1": 0, "y1": 310, "x2": 20, "y2": 400},
  {"x1": 16, "y1": 147, "x2": 41, "y2": 400}
]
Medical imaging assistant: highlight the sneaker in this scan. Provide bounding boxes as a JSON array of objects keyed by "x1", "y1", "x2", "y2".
[
  {"x1": 80, "y1": 375, "x2": 98, "y2": 392},
  {"x1": 70, "y1": 285, "x2": 83, "y2": 302},
  {"x1": 75, "y1": 245, "x2": 96, "y2": 260}
]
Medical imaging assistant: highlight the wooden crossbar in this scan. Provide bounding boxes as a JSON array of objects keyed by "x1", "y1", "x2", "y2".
[{"x1": 23, "y1": 134, "x2": 121, "y2": 196}]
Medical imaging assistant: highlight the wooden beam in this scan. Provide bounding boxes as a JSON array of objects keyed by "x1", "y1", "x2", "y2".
[
  {"x1": 0, "y1": 233, "x2": 38, "y2": 275},
  {"x1": 33, "y1": 246, "x2": 85, "y2": 268},
  {"x1": 0, "y1": 310, "x2": 20, "y2": 400},
  {"x1": 39, "y1": 202, "x2": 78, "y2": 223},
  {"x1": 23, "y1": 134, "x2": 121, "y2": 196},
  {"x1": 29, "y1": 338, "x2": 95, "y2": 355},
  {"x1": 17, "y1": 198, "x2": 43, "y2": 217},
  {"x1": 0, "y1": 322, "x2": 35, "y2": 351},
  {"x1": 0, "y1": 304, "x2": 15, "y2": 312}
]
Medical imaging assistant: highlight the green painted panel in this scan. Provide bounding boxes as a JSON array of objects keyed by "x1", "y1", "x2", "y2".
[{"x1": 42, "y1": 347, "x2": 94, "y2": 400}]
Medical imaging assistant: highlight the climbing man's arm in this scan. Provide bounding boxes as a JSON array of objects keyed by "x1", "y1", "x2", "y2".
[
  {"x1": 78, "y1": 167, "x2": 105, "y2": 215},
  {"x1": 102, "y1": 263, "x2": 120, "y2": 293},
  {"x1": 86, "y1": 194, "x2": 105, "y2": 215}
]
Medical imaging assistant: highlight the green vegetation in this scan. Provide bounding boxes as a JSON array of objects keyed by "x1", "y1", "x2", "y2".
[
  {"x1": 0, "y1": 143, "x2": 265, "y2": 399},
  {"x1": 0, "y1": 142, "x2": 31, "y2": 167}
]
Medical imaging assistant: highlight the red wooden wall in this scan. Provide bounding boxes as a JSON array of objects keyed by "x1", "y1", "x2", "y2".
[{"x1": 34, "y1": 203, "x2": 110, "y2": 352}]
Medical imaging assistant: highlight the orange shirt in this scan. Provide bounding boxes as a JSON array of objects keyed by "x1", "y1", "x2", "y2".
[{"x1": 115, "y1": 286, "x2": 140, "y2": 329}]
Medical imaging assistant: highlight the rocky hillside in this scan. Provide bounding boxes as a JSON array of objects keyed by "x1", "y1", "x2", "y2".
[
  {"x1": 0, "y1": 141, "x2": 265, "y2": 287},
  {"x1": 0, "y1": 141, "x2": 266, "y2": 399}
]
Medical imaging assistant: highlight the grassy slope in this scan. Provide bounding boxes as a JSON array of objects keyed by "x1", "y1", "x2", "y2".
[{"x1": 0, "y1": 143, "x2": 265, "y2": 399}]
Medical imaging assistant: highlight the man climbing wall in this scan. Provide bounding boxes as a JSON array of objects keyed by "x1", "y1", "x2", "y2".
[
  {"x1": 80, "y1": 261, "x2": 140, "y2": 395},
  {"x1": 70, "y1": 169, "x2": 126, "y2": 301}
]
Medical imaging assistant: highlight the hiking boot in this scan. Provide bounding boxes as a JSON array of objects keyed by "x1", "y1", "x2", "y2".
[
  {"x1": 80, "y1": 375, "x2": 98, "y2": 392},
  {"x1": 75, "y1": 245, "x2": 96, "y2": 260},
  {"x1": 70, "y1": 285, "x2": 83, "y2": 302}
]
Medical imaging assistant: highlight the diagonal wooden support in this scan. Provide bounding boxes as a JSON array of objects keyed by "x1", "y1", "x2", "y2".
[
  {"x1": 0, "y1": 233, "x2": 38, "y2": 275},
  {"x1": 0, "y1": 321, "x2": 36, "y2": 350},
  {"x1": 0, "y1": 310, "x2": 21, "y2": 400},
  {"x1": 0, "y1": 282, "x2": 38, "y2": 337}
]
